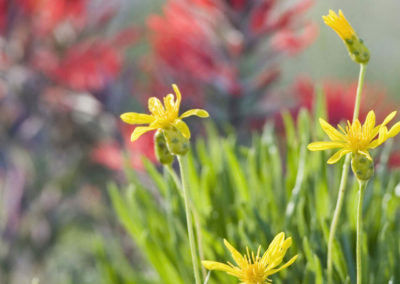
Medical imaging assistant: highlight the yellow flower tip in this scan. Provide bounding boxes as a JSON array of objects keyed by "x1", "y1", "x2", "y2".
[
  {"x1": 172, "y1": 83, "x2": 182, "y2": 101},
  {"x1": 307, "y1": 143, "x2": 315, "y2": 151},
  {"x1": 201, "y1": 260, "x2": 213, "y2": 270},
  {"x1": 322, "y1": 9, "x2": 355, "y2": 40},
  {"x1": 120, "y1": 113, "x2": 133, "y2": 123},
  {"x1": 199, "y1": 110, "x2": 210, "y2": 118}
]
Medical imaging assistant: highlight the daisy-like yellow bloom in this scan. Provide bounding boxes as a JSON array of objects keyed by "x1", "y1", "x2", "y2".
[
  {"x1": 322, "y1": 10, "x2": 369, "y2": 64},
  {"x1": 308, "y1": 110, "x2": 400, "y2": 164},
  {"x1": 120, "y1": 84, "x2": 209, "y2": 142},
  {"x1": 202, "y1": 233, "x2": 298, "y2": 283}
]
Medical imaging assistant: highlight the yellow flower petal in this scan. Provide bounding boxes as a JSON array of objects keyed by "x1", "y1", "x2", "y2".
[
  {"x1": 120, "y1": 112, "x2": 155, "y2": 125},
  {"x1": 307, "y1": 141, "x2": 346, "y2": 151},
  {"x1": 163, "y1": 94, "x2": 176, "y2": 113},
  {"x1": 357, "y1": 150, "x2": 372, "y2": 161},
  {"x1": 130, "y1": 126, "x2": 155, "y2": 142},
  {"x1": 387, "y1": 121, "x2": 400, "y2": 138},
  {"x1": 327, "y1": 149, "x2": 351, "y2": 164},
  {"x1": 362, "y1": 110, "x2": 375, "y2": 137},
  {"x1": 172, "y1": 84, "x2": 182, "y2": 113},
  {"x1": 319, "y1": 118, "x2": 346, "y2": 141},
  {"x1": 265, "y1": 255, "x2": 298, "y2": 276},
  {"x1": 223, "y1": 239, "x2": 247, "y2": 268},
  {"x1": 371, "y1": 111, "x2": 397, "y2": 137},
  {"x1": 261, "y1": 233, "x2": 284, "y2": 264},
  {"x1": 180, "y1": 109, "x2": 209, "y2": 119},
  {"x1": 201, "y1": 261, "x2": 234, "y2": 272},
  {"x1": 378, "y1": 127, "x2": 389, "y2": 146},
  {"x1": 148, "y1": 97, "x2": 165, "y2": 116},
  {"x1": 381, "y1": 111, "x2": 397, "y2": 127},
  {"x1": 173, "y1": 119, "x2": 191, "y2": 139}
]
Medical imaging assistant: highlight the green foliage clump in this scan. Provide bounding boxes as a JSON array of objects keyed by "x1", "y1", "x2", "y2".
[{"x1": 102, "y1": 107, "x2": 400, "y2": 284}]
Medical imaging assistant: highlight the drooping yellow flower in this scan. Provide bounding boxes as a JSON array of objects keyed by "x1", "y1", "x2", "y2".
[
  {"x1": 120, "y1": 84, "x2": 209, "y2": 141},
  {"x1": 202, "y1": 233, "x2": 298, "y2": 283},
  {"x1": 322, "y1": 10, "x2": 370, "y2": 64},
  {"x1": 323, "y1": 10, "x2": 356, "y2": 41},
  {"x1": 308, "y1": 111, "x2": 400, "y2": 164}
]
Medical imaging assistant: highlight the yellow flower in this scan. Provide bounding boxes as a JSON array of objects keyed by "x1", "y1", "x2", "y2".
[
  {"x1": 202, "y1": 233, "x2": 298, "y2": 283},
  {"x1": 322, "y1": 10, "x2": 370, "y2": 64},
  {"x1": 323, "y1": 10, "x2": 356, "y2": 41},
  {"x1": 120, "y1": 84, "x2": 209, "y2": 141},
  {"x1": 308, "y1": 111, "x2": 400, "y2": 164}
]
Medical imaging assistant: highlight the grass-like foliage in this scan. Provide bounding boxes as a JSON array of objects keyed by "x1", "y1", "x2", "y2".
[{"x1": 105, "y1": 103, "x2": 400, "y2": 283}]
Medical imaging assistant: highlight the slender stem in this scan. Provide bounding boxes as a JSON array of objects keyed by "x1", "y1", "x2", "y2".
[
  {"x1": 165, "y1": 165, "x2": 206, "y2": 278},
  {"x1": 177, "y1": 155, "x2": 201, "y2": 284},
  {"x1": 327, "y1": 63, "x2": 367, "y2": 284},
  {"x1": 327, "y1": 154, "x2": 351, "y2": 283},
  {"x1": 356, "y1": 180, "x2": 367, "y2": 284},
  {"x1": 352, "y1": 64, "x2": 367, "y2": 122}
]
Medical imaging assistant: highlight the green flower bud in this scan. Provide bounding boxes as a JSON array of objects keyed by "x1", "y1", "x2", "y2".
[
  {"x1": 154, "y1": 129, "x2": 175, "y2": 164},
  {"x1": 345, "y1": 36, "x2": 370, "y2": 64},
  {"x1": 351, "y1": 153, "x2": 374, "y2": 181},
  {"x1": 163, "y1": 126, "x2": 190, "y2": 156}
]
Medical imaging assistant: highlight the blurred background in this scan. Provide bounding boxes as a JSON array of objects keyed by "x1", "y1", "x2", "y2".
[{"x1": 1, "y1": 0, "x2": 399, "y2": 283}]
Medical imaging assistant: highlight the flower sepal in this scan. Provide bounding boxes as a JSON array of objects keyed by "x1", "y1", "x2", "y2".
[
  {"x1": 154, "y1": 129, "x2": 175, "y2": 165},
  {"x1": 163, "y1": 126, "x2": 190, "y2": 156},
  {"x1": 351, "y1": 153, "x2": 374, "y2": 181},
  {"x1": 345, "y1": 37, "x2": 370, "y2": 64}
]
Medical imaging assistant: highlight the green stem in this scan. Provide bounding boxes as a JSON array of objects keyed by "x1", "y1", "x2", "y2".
[
  {"x1": 327, "y1": 154, "x2": 351, "y2": 284},
  {"x1": 177, "y1": 155, "x2": 201, "y2": 284},
  {"x1": 327, "y1": 63, "x2": 367, "y2": 284},
  {"x1": 352, "y1": 64, "x2": 367, "y2": 122},
  {"x1": 165, "y1": 165, "x2": 206, "y2": 278},
  {"x1": 356, "y1": 180, "x2": 367, "y2": 284}
]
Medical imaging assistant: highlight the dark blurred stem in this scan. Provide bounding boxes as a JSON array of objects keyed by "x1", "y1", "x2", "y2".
[
  {"x1": 356, "y1": 180, "x2": 367, "y2": 284},
  {"x1": 177, "y1": 155, "x2": 202, "y2": 284},
  {"x1": 327, "y1": 63, "x2": 367, "y2": 284},
  {"x1": 165, "y1": 164, "x2": 206, "y2": 278}
]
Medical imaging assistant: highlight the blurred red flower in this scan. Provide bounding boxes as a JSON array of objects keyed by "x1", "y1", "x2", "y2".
[
  {"x1": 295, "y1": 76, "x2": 393, "y2": 125},
  {"x1": 148, "y1": 1, "x2": 236, "y2": 94},
  {"x1": 34, "y1": 40, "x2": 122, "y2": 91},
  {"x1": 270, "y1": 22, "x2": 317, "y2": 55},
  {"x1": 148, "y1": 0, "x2": 315, "y2": 100},
  {"x1": 388, "y1": 152, "x2": 400, "y2": 169},
  {"x1": 19, "y1": 0, "x2": 87, "y2": 35},
  {"x1": 0, "y1": 0, "x2": 6, "y2": 33}
]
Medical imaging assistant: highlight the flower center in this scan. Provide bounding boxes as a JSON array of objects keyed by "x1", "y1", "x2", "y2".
[
  {"x1": 154, "y1": 110, "x2": 178, "y2": 128},
  {"x1": 346, "y1": 124, "x2": 370, "y2": 152},
  {"x1": 240, "y1": 263, "x2": 267, "y2": 284}
]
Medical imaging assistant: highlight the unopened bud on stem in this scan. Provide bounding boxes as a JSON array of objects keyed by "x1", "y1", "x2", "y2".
[
  {"x1": 154, "y1": 129, "x2": 175, "y2": 165},
  {"x1": 351, "y1": 153, "x2": 374, "y2": 181},
  {"x1": 163, "y1": 126, "x2": 190, "y2": 156}
]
